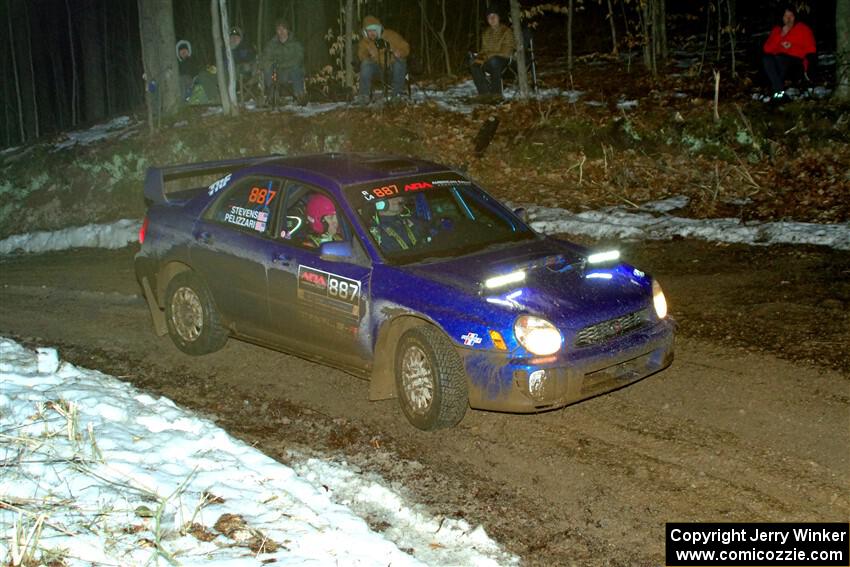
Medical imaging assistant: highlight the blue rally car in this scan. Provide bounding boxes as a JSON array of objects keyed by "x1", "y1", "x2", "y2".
[{"x1": 135, "y1": 153, "x2": 674, "y2": 430}]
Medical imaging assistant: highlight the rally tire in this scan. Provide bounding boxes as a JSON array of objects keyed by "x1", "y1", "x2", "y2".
[
  {"x1": 164, "y1": 272, "x2": 228, "y2": 355},
  {"x1": 395, "y1": 325, "x2": 468, "y2": 430}
]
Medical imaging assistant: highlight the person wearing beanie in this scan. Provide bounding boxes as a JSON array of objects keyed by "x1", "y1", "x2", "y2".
[
  {"x1": 469, "y1": 8, "x2": 515, "y2": 98},
  {"x1": 259, "y1": 20, "x2": 307, "y2": 104},
  {"x1": 227, "y1": 25, "x2": 256, "y2": 82},
  {"x1": 356, "y1": 15, "x2": 410, "y2": 102}
]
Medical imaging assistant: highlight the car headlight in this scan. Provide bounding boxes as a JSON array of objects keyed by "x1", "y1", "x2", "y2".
[
  {"x1": 514, "y1": 315, "x2": 562, "y2": 355},
  {"x1": 652, "y1": 279, "x2": 668, "y2": 319}
]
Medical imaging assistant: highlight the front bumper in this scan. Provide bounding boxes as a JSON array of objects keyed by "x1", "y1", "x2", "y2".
[{"x1": 461, "y1": 319, "x2": 675, "y2": 413}]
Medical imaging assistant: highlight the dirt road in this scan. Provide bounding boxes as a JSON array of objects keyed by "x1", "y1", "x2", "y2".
[{"x1": 1, "y1": 243, "x2": 847, "y2": 566}]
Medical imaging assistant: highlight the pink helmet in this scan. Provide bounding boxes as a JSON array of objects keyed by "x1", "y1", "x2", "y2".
[{"x1": 305, "y1": 194, "x2": 336, "y2": 233}]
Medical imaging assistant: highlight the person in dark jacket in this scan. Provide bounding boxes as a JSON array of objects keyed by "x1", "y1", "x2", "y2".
[
  {"x1": 762, "y1": 7, "x2": 816, "y2": 100},
  {"x1": 357, "y1": 15, "x2": 409, "y2": 102},
  {"x1": 470, "y1": 8, "x2": 515, "y2": 97},
  {"x1": 259, "y1": 20, "x2": 306, "y2": 103},
  {"x1": 227, "y1": 26, "x2": 256, "y2": 81},
  {"x1": 176, "y1": 39, "x2": 199, "y2": 101}
]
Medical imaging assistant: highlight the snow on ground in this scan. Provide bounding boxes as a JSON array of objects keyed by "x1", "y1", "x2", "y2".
[
  {"x1": 53, "y1": 116, "x2": 139, "y2": 151},
  {"x1": 525, "y1": 196, "x2": 850, "y2": 250},
  {"x1": 0, "y1": 338, "x2": 517, "y2": 566},
  {"x1": 1, "y1": 196, "x2": 847, "y2": 256}
]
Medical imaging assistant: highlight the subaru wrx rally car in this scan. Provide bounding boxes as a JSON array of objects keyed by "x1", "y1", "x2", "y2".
[{"x1": 135, "y1": 153, "x2": 674, "y2": 430}]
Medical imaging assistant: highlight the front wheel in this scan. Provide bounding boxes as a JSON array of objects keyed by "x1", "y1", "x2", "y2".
[
  {"x1": 395, "y1": 325, "x2": 468, "y2": 430},
  {"x1": 164, "y1": 271, "x2": 228, "y2": 355}
]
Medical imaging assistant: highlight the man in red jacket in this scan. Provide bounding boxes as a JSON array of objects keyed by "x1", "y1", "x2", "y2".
[{"x1": 762, "y1": 7, "x2": 816, "y2": 100}]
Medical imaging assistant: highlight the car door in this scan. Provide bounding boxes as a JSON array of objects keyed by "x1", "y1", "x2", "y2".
[
  {"x1": 266, "y1": 183, "x2": 372, "y2": 366},
  {"x1": 189, "y1": 175, "x2": 283, "y2": 339}
]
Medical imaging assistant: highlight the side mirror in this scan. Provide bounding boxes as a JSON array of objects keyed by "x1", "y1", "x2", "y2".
[
  {"x1": 320, "y1": 241, "x2": 353, "y2": 260},
  {"x1": 513, "y1": 207, "x2": 528, "y2": 223}
]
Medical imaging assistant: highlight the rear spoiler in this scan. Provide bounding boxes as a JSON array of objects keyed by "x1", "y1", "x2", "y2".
[{"x1": 143, "y1": 154, "x2": 282, "y2": 205}]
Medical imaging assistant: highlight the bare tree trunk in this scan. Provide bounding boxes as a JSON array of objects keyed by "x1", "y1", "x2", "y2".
[
  {"x1": 437, "y1": 0, "x2": 452, "y2": 76},
  {"x1": 2, "y1": 57, "x2": 11, "y2": 146},
  {"x1": 567, "y1": 0, "x2": 574, "y2": 71},
  {"x1": 509, "y1": 0, "x2": 529, "y2": 99},
  {"x1": 607, "y1": 0, "x2": 618, "y2": 55},
  {"x1": 640, "y1": 0, "x2": 655, "y2": 74},
  {"x1": 345, "y1": 0, "x2": 354, "y2": 90},
  {"x1": 138, "y1": 0, "x2": 179, "y2": 127},
  {"x1": 699, "y1": 0, "x2": 711, "y2": 75},
  {"x1": 419, "y1": 0, "x2": 453, "y2": 77},
  {"x1": 837, "y1": 0, "x2": 850, "y2": 100},
  {"x1": 475, "y1": 0, "x2": 480, "y2": 57},
  {"x1": 212, "y1": 0, "x2": 235, "y2": 116},
  {"x1": 103, "y1": 3, "x2": 112, "y2": 115},
  {"x1": 716, "y1": 0, "x2": 722, "y2": 62},
  {"x1": 421, "y1": 0, "x2": 431, "y2": 75},
  {"x1": 256, "y1": 0, "x2": 265, "y2": 51},
  {"x1": 81, "y1": 0, "x2": 106, "y2": 122},
  {"x1": 24, "y1": 0, "x2": 39, "y2": 139},
  {"x1": 7, "y1": 1, "x2": 25, "y2": 142},
  {"x1": 220, "y1": 0, "x2": 239, "y2": 113},
  {"x1": 725, "y1": 0, "x2": 736, "y2": 76},
  {"x1": 657, "y1": 0, "x2": 667, "y2": 60},
  {"x1": 65, "y1": 0, "x2": 78, "y2": 126}
]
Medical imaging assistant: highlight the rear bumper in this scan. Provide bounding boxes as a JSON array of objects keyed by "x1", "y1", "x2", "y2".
[{"x1": 462, "y1": 319, "x2": 675, "y2": 413}]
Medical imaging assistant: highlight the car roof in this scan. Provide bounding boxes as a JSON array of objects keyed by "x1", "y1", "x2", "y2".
[{"x1": 262, "y1": 153, "x2": 453, "y2": 188}]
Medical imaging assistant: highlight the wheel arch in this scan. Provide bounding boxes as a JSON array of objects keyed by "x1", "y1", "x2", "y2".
[
  {"x1": 369, "y1": 314, "x2": 446, "y2": 401},
  {"x1": 155, "y1": 261, "x2": 193, "y2": 307}
]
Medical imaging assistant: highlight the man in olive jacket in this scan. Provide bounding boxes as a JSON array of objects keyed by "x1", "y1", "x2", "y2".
[
  {"x1": 470, "y1": 8, "x2": 515, "y2": 97},
  {"x1": 259, "y1": 20, "x2": 306, "y2": 102},
  {"x1": 357, "y1": 15, "x2": 410, "y2": 101}
]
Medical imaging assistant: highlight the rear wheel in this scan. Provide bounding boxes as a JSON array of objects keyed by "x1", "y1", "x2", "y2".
[
  {"x1": 164, "y1": 272, "x2": 228, "y2": 355},
  {"x1": 395, "y1": 325, "x2": 468, "y2": 430}
]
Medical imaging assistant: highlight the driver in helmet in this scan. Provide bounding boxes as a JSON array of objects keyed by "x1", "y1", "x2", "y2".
[
  {"x1": 304, "y1": 193, "x2": 343, "y2": 247},
  {"x1": 369, "y1": 196, "x2": 428, "y2": 252}
]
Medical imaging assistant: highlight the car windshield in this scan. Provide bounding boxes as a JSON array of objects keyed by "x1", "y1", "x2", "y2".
[{"x1": 345, "y1": 173, "x2": 536, "y2": 264}]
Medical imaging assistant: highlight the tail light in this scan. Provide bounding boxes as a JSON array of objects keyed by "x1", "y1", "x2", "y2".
[{"x1": 139, "y1": 216, "x2": 149, "y2": 244}]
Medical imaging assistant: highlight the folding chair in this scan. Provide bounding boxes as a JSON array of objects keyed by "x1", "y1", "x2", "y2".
[{"x1": 368, "y1": 50, "x2": 413, "y2": 102}]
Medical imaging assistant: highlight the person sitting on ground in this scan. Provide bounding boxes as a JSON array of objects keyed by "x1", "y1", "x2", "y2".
[
  {"x1": 259, "y1": 20, "x2": 307, "y2": 104},
  {"x1": 469, "y1": 7, "x2": 515, "y2": 98},
  {"x1": 357, "y1": 15, "x2": 410, "y2": 102},
  {"x1": 304, "y1": 194, "x2": 343, "y2": 248},
  {"x1": 369, "y1": 196, "x2": 428, "y2": 253},
  {"x1": 227, "y1": 26, "x2": 256, "y2": 83},
  {"x1": 176, "y1": 39, "x2": 199, "y2": 102},
  {"x1": 762, "y1": 6, "x2": 816, "y2": 101}
]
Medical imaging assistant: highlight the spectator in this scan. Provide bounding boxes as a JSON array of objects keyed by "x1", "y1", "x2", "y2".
[
  {"x1": 469, "y1": 7, "x2": 515, "y2": 98},
  {"x1": 259, "y1": 20, "x2": 306, "y2": 104},
  {"x1": 176, "y1": 39, "x2": 199, "y2": 101},
  {"x1": 763, "y1": 6, "x2": 816, "y2": 101},
  {"x1": 357, "y1": 15, "x2": 409, "y2": 102},
  {"x1": 227, "y1": 26, "x2": 256, "y2": 82}
]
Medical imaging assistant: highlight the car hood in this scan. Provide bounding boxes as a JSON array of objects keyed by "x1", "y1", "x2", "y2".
[{"x1": 406, "y1": 238, "x2": 652, "y2": 331}]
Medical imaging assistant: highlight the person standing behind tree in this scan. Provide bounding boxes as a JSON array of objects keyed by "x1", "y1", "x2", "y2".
[
  {"x1": 469, "y1": 8, "x2": 515, "y2": 98},
  {"x1": 259, "y1": 20, "x2": 306, "y2": 104},
  {"x1": 227, "y1": 26, "x2": 256, "y2": 82},
  {"x1": 763, "y1": 6, "x2": 816, "y2": 101},
  {"x1": 176, "y1": 39, "x2": 199, "y2": 102},
  {"x1": 357, "y1": 15, "x2": 410, "y2": 102}
]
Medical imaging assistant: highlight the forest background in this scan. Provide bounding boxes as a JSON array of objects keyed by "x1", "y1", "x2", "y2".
[{"x1": 2, "y1": 0, "x2": 848, "y2": 149}]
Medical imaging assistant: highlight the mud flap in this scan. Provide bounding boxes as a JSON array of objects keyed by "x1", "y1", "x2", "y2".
[{"x1": 141, "y1": 277, "x2": 167, "y2": 336}]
